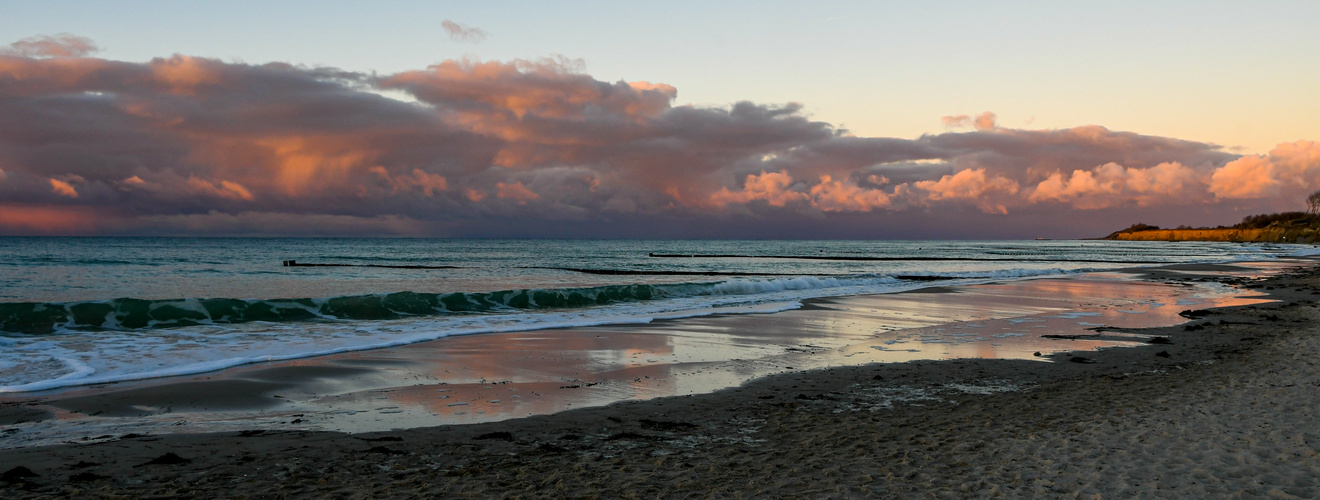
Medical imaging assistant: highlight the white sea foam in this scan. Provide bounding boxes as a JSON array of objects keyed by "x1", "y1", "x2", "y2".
[{"x1": 0, "y1": 294, "x2": 816, "y2": 392}]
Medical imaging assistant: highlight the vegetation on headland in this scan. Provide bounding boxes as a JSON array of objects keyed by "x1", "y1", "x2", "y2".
[
  {"x1": 1104, "y1": 191, "x2": 1320, "y2": 243},
  {"x1": 1104, "y1": 213, "x2": 1320, "y2": 243}
]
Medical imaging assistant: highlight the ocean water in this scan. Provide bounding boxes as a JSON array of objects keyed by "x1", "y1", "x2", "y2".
[{"x1": 1, "y1": 237, "x2": 1314, "y2": 393}]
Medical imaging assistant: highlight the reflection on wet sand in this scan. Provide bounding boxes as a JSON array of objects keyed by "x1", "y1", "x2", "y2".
[
  {"x1": 0, "y1": 267, "x2": 1279, "y2": 445},
  {"x1": 260, "y1": 272, "x2": 1271, "y2": 433}
]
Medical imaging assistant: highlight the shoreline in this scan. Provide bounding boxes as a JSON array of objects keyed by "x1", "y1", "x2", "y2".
[
  {"x1": 4, "y1": 239, "x2": 1314, "y2": 397},
  {"x1": 2, "y1": 258, "x2": 1318, "y2": 497},
  {"x1": 0, "y1": 262, "x2": 1278, "y2": 444}
]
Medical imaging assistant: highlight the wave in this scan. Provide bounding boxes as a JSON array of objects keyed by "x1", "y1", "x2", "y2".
[
  {"x1": 0, "y1": 274, "x2": 929, "y2": 335},
  {"x1": 0, "y1": 283, "x2": 680, "y2": 335},
  {"x1": 0, "y1": 299, "x2": 809, "y2": 393}
]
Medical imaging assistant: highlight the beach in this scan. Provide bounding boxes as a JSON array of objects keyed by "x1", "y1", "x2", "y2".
[
  {"x1": 4, "y1": 9, "x2": 1317, "y2": 497},
  {"x1": 2, "y1": 258, "x2": 1318, "y2": 497},
  {"x1": 5, "y1": 6, "x2": 1320, "y2": 497}
]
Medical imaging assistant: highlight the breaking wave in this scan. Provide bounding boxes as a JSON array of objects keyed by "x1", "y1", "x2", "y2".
[{"x1": 0, "y1": 275, "x2": 930, "y2": 335}]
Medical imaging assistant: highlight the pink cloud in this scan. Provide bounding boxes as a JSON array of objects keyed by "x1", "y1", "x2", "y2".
[
  {"x1": 1028, "y1": 164, "x2": 1122, "y2": 208},
  {"x1": 626, "y1": 81, "x2": 678, "y2": 99},
  {"x1": 1125, "y1": 162, "x2": 1201, "y2": 198},
  {"x1": 1264, "y1": 140, "x2": 1320, "y2": 189},
  {"x1": 708, "y1": 170, "x2": 806, "y2": 208},
  {"x1": 808, "y1": 175, "x2": 891, "y2": 212},
  {"x1": 1028, "y1": 162, "x2": 1205, "y2": 209},
  {"x1": 913, "y1": 169, "x2": 1019, "y2": 214},
  {"x1": 1208, "y1": 141, "x2": 1320, "y2": 202},
  {"x1": 940, "y1": 111, "x2": 996, "y2": 130},
  {"x1": 49, "y1": 178, "x2": 78, "y2": 198},
  {"x1": 1210, "y1": 156, "x2": 1276, "y2": 199},
  {"x1": 150, "y1": 55, "x2": 226, "y2": 95}
]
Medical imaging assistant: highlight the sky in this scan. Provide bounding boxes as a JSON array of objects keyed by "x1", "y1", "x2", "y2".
[{"x1": 1, "y1": 1, "x2": 1318, "y2": 238}]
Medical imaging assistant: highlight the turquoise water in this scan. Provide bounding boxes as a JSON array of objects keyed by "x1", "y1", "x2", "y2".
[{"x1": 0, "y1": 237, "x2": 1312, "y2": 392}]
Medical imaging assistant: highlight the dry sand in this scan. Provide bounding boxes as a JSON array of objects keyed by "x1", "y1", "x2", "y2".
[{"x1": 2, "y1": 260, "x2": 1319, "y2": 498}]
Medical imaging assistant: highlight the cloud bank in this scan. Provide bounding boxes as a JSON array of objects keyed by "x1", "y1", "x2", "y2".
[{"x1": 1, "y1": 39, "x2": 1317, "y2": 237}]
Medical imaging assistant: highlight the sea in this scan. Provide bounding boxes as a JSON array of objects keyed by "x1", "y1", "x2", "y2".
[{"x1": 2, "y1": 237, "x2": 1316, "y2": 394}]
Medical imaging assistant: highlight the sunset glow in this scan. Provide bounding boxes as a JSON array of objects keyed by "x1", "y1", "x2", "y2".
[{"x1": 2, "y1": 3, "x2": 1318, "y2": 238}]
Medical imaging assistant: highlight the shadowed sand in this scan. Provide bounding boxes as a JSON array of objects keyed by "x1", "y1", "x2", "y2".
[{"x1": 1, "y1": 258, "x2": 1318, "y2": 497}]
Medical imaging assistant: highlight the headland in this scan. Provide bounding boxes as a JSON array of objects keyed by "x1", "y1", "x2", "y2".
[{"x1": 1104, "y1": 212, "x2": 1320, "y2": 243}]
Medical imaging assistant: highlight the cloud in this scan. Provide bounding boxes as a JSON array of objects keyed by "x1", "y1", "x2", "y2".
[
  {"x1": 1268, "y1": 140, "x2": 1320, "y2": 186},
  {"x1": 969, "y1": 158, "x2": 1211, "y2": 211},
  {"x1": 1125, "y1": 162, "x2": 1202, "y2": 199},
  {"x1": 940, "y1": 115, "x2": 970, "y2": 128},
  {"x1": 120, "y1": 211, "x2": 441, "y2": 237},
  {"x1": 709, "y1": 170, "x2": 806, "y2": 208},
  {"x1": 186, "y1": 177, "x2": 255, "y2": 201},
  {"x1": 913, "y1": 168, "x2": 1019, "y2": 214},
  {"x1": 0, "y1": 205, "x2": 101, "y2": 234},
  {"x1": 49, "y1": 178, "x2": 78, "y2": 198},
  {"x1": 1, "y1": 33, "x2": 99, "y2": 58},
  {"x1": 0, "y1": 42, "x2": 1314, "y2": 237},
  {"x1": 370, "y1": 166, "x2": 449, "y2": 196},
  {"x1": 940, "y1": 111, "x2": 996, "y2": 130},
  {"x1": 496, "y1": 181, "x2": 539, "y2": 202},
  {"x1": 809, "y1": 175, "x2": 891, "y2": 212},
  {"x1": 1028, "y1": 163, "x2": 1123, "y2": 209},
  {"x1": 442, "y1": 20, "x2": 488, "y2": 43},
  {"x1": 1209, "y1": 141, "x2": 1320, "y2": 200}
]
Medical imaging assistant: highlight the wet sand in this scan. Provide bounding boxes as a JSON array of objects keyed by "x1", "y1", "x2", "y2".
[
  {"x1": 0, "y1": 265, "x2": 1272, "y2": 445},
  {"x1": 2, "y1": 258, "x2": 1319, "y2": 497}
]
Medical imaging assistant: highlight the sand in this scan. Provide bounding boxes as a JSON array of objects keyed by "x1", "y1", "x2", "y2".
[{"x1": 2, "y1": 259, "x2": 1319, "y2": 498}]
